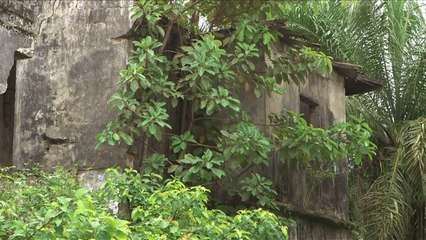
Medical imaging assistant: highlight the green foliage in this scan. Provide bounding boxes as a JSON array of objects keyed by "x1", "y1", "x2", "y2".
[
  {"x1": 0, "y1": 168, "x2": 130, "y2": 240},
  {"x1": 279, "y1": 46, "x2": 333, "y2": 84},
  {"x1": 97, "y1": 0, "x2": 335, "y2": 149},
  {"x1": 172, "y1": 149, "x2": 226, "y2": 182},
  {"x1": 143, "y1": 153, "x2": 168, "y2": 174},
  {"x1": 0, "y1": 167, "x2": 289, "y2": 240},
  {"x1": 95, "y1": 0, "x2": 377, "y2": 213},
  {"x1": 170, "y1": 131, "x2": 197, "y2": 154},
  {"x1": 360, "y1": 117, "x2": 426, "y2": 240},
  {"x1": 272, "y1": 112, "x2": 376, "y2": 167},
  {"x1": 110, "y1": 169, "x2": 289, "y2": 240},
  {"x1": 239, "y1": 173, "x2": 278, "y2": 208},
  {"x1": 219, "y1": 121, "x2": 272, "y2": 166}
]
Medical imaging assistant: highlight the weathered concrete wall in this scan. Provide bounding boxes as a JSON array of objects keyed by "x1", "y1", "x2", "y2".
[
  {"x1": 240, "y1": 49, "x2": 351, "y2": 239},
  {"x1": 283, "y1": 72, "x2": 350, "y2": 240},
  {"x1": 0, "y1": 0, "x2": 34, "y2": 94},
  {"x1": 0, "y1": 0, "x2": 35, "y2": 166},
  {"x1": 11, "y1": 0, "x2": 132, "y2": 170}
]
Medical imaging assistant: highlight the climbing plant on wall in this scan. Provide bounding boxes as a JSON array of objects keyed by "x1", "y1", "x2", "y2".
[{"x1": 97, "y1": 0, "x2": 376, "y2": 211}]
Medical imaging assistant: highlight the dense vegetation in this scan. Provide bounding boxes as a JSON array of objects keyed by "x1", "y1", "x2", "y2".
[
  {"x1": 96, "y1": 0, "x2": 375, "y2": 211},
  {"x1": 0, "y1": 168, "x2": 288, "y2": 239}
]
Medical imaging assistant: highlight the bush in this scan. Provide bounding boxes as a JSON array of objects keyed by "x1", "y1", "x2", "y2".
[{"x1": 0, "y1": 167, "x2": 288, "y2": 239}]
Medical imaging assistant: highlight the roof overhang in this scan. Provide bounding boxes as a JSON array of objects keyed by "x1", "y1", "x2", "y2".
[{"x1": 333, "y1": 62, "x2": 383, "y2": 96}]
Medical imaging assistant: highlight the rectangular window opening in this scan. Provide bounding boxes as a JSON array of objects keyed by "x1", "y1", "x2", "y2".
[{"x1": 299, "y1": 95, "x2": 319, "y2": 126}]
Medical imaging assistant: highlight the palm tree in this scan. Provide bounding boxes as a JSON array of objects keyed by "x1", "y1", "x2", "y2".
[{"x1": 283, "y1": 1, "x2": 426, "y2": 239}]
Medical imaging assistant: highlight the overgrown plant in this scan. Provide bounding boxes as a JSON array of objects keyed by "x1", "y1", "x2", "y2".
[
  {"x1": 97, "y1": 0, "x2": 373, "y2": 221},
  {"x1": 272, "y1": 112, "x2": 376, "y2": 168},
  {"x1": 103, "y1": 168, "x2": 289, "y2": 239},
  {"x1": 0, "y1": 167, "x2": 289, "y2": 239},
  {"x1": 0, "y1": 167, "x2": 130, "y2": 239},
  {"x1": 97, "y1": 0, "x2": 375, "y2": 213}
]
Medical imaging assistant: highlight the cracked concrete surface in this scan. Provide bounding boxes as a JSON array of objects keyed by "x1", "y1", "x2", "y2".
[
  {"x1": 0, "y1": 0, "x2": 34, "y2": 94},
  {"x1": 1, "y1": 0, "x2": 133, "y2": 170}
]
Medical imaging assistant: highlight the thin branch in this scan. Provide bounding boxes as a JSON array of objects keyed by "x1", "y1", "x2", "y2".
[
  {"x1": 159, "y1": 0, "x2": 201, "y2": 55},
  {"x1": 27, "y1": 212, "x2": 64, "y2": 239},
  {"x1": 135, "y1": 134, "x2": 150, "y2": 173},
  {"x1": 200, "y1": 180, "x2": 220, "y2": 187},
  {"x1": 162, "y1": 50, "x2": 180, "y2": 54},
  {"x1": 252, "y1": 122, "x2": 284, "y2": 127},
  {"x1": 159, "y1": 19, "x2": 174, "y2": 54},
  {"x1": 189, "y1": 143, "x2": 218, "y2": 149},
  {"x1": 180, "y1": 100, "x2": 187, "y2": 133},
  {"x1": 180, "y1": 0, "x2": 201, "y2": 15},
  {"x1": 162, "y1": 132, "x2": 179, "y2": 137},
  {"x1": 193, "y1": 116, "x2": 226, "y2": 122},
  {"x1": 140, "y1": 137, "x2": 150, "y2": 174},
  {"x1": 143, "y1": 138, "x2": 158, "y2": 154},
  {"x1": 236, "y1": 163, "x2": 254, "y2": 178},
  {"x1": 209, "y1": 0, "x2": 225, "y2": 27},
  {"x1": 177, "y1": 26, "x2": 184, "y2": 47},
  {"x1": 187, "y1": 102, "x2": 195, "y2": 131},
  {"x1": 211, "y1": 4, "x2": 264, "y2": 26}
]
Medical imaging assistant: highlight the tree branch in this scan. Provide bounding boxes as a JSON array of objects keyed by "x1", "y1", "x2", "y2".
[
  {"x1": 159, "y1": 19, "x2": 174, "y2": 54},
  {"x1": 27, "y1": 212, "x2": 64, "y2": 239},
  {"x1": 189, "y1": 143, "x2": 218, "y2": 149}
]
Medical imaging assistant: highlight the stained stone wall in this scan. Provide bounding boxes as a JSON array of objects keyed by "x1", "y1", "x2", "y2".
[
  {"x1": 240, "y1": 71, "x2": 351, "y2": 240},
  {"x1": 238, "y1": 44, "x2": 351, "y2": 240},
  {"x1": 0, "y1": 0, "x2": 34, "y2": 94},
  {"x1": 0, "y1": 0, "x2": 133, "y2": 170},
  {"x1": 0, "y1": 0, "x2": 35, "y2": 166}
]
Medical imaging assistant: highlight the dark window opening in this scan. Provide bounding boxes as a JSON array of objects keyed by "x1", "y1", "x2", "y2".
[
  {"x1": 300, "y1": 95, "x2": 319, "y2": 126},
  {"x1": 0, "y1": 62, "x2": 16, "y2": 167}
]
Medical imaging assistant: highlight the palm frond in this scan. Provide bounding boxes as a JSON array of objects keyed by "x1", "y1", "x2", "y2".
[
  {"x1": 361, "y1": 117, "x2": 426, "y2": 240},
  {"x1": 397, "y1": 117, "x2": 426, "y2": 202},
  {"x1": 361, "y1": 168, "x2": 414, "y2": 240}
]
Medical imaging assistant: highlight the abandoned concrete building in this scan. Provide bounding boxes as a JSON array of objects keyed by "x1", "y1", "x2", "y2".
[{"x1": 0, "y1": 1, "x2": 383, "y2": 239}]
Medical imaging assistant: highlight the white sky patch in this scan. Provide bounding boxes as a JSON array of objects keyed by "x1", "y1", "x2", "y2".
[
  {"x1": 420, "y1": 0, "x2": 426, "y2": 19},
  {"x1": 198, "y1": 15, "x2": 209, "y2": 32}
]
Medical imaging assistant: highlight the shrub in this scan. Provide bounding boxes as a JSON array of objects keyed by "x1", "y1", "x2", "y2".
[{"x1": 0, "y1": 167, "x2": 288, "y2": 240}]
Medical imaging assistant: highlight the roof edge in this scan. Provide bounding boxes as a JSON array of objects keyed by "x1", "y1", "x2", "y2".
[{"x1": 333, "y1": 62, "x2": 384, "y2": 96}]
